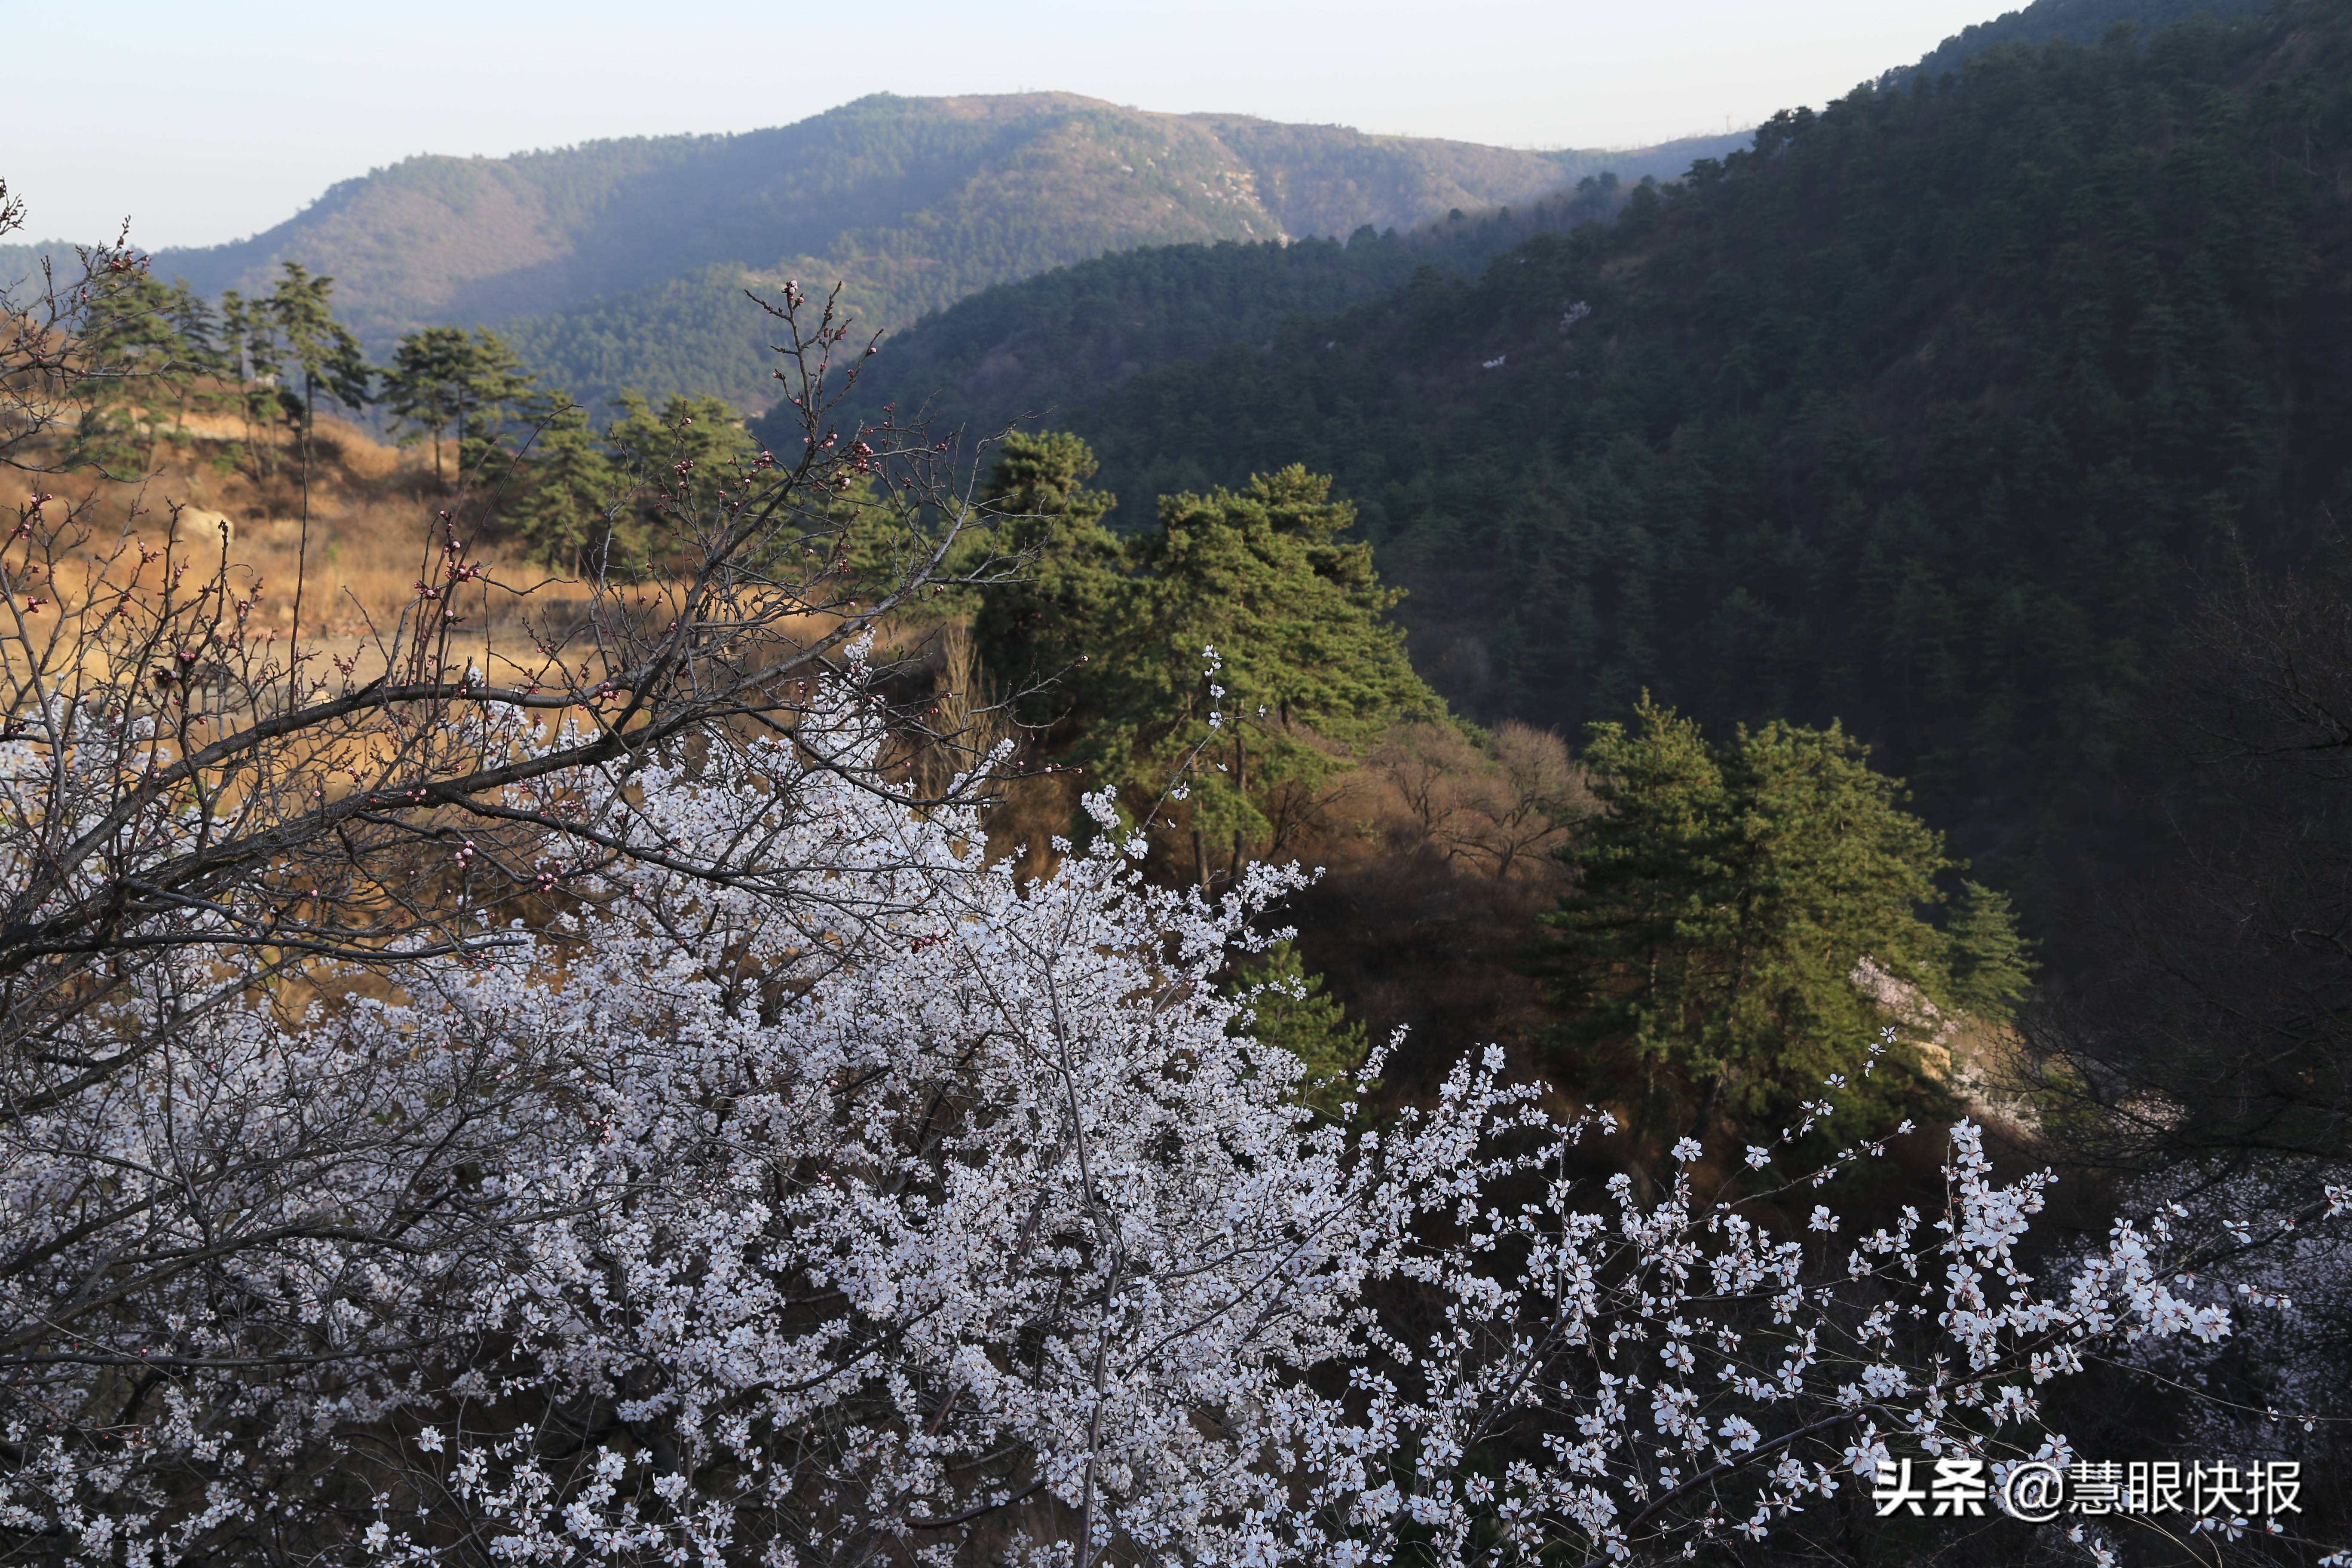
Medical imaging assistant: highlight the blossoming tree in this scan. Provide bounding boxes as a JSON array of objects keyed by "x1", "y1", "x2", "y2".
[
  {"x1": 0, "y1": 190, "x2": 2340, "y2": 1568},
  {"x1": 6, "y1": 657, "x2": 2322, "y2": 1566}
]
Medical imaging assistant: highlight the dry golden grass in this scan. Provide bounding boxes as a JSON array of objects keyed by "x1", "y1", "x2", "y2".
[
  {"x1": 22, "y1": 421, "x2": 1027, "y2": 845},
  {"x1": 27, "y1": 414, "x2": 591, "y2": 684}
]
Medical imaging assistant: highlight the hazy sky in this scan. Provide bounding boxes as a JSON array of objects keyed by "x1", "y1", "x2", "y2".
[{"x1": 11, "y1": 0, "x2": 2006, "y2": 251}]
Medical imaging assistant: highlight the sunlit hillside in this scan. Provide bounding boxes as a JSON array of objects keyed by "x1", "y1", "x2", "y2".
[
  {"x1": 147, "y1": 95, "x2": 1738, "y2": 338},
  {"x1": 117, "y1": 94, "x2": 1739, "y2": 410}
]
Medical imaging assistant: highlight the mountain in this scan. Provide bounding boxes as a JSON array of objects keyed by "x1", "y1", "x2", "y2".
[
  {"x1": 939, "y1": 0, "x2": 2350, "y2": 923},
  {"x1": 805, "y1": 0, "x2": 2294, "y2": 464},
  {"x1": 798, "y1": 175, "x2": 1638, "y2": 446},
  {"x1": 142, "y1": 93, "x2": 1743, "y2": 410},
  {"x1": 1898, "y1": 0, "x2": 2276, "y2": 78},
  {"x1": 0, "y1": 245, "x2": 50, "y2": 286}
]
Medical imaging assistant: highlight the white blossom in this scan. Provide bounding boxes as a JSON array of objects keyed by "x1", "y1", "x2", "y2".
[{"x1": 0, "y1": 668, "x2": 2305, "y2": 1568}]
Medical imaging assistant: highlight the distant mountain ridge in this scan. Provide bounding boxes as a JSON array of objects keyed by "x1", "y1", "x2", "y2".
[
  {"x1": 1896, "y1": 0, "x2": 2275, "y2": 79},
  {"x1": 789, "y1": 0, "x2": 2292, "y2": 451},
  {"x1": 5, "y1": 0, "x2": 2278, "y2": 416},
  {"x1": 133, "y1": 93, "x2": 1742, "y2": 409}
]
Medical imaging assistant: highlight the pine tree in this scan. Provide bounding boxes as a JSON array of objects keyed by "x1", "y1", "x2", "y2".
[
  {"x1": 260, "y1": 262, "x2": 370, "y2": 456},
  {"x1": 450, "y1": 332, "x2": 535, "y2": 486},
  {"x1": 603, "y1": 390, "x2": 752, "y2": 479},
  {"x1": 508, "y1": 395, "x2": 625, "y2": 573},
  {"x1": 1947, "y1": 881, "x2": 2037, "y2": 1026},
  {"x1": 160, "y1": 280, "x2": 225, "y2": 438},
  {"x1": 598, "y1": 391, "x2": 756, "y2": 569},
  {"x1": 74, "y1": 269, "x2": 185, "y2": 472},
  {"x1": 969, "y1": 430, "x2": 1127, "y2": 702},
  {"x1": 1546, "y1": 698, "x2": 1996, "y2": 1137},
  {"x1": 215, "y1": 288, "x2": 280, "y2": 475},
  {"x1": 974, "y1": 439, "x2": 1438, "y2": 883},
  {"x1": 1229, "y1": 940, "x2": 1375, "y2": 1122},
  {"x1": 1114, "y1": 466, "x2": 1439, "y2": 882},
  {"x1": 383, "y1": 326, "x2": 472, "y2": 485}
]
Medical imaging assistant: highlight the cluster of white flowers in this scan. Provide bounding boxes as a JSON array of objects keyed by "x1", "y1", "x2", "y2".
[
  {"x1": 0, "y1": 667, "x2": 2314, "y2": 1566},
  {"x1": 2089, "y1": 1161, "x2": 2352, "y2": 1459}
]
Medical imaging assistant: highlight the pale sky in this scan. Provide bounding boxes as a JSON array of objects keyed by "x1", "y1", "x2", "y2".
[{"x1": 9, "y1": 0, "x2": 2007, "y2": 251}]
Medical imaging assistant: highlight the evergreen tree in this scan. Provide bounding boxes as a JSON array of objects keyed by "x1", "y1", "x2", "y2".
[
  {"x1": 260, "y1": 262, "x2": 370, "y2": 449},
  {"x1": 384, "y1": 326, "x2": 480, "y2": 485},
  {"x1": 388, "y1": 327, "x2": 533, "y2": 489},
  {"x1": 1229, "y1": 940, "x2": 1375, "y2": 1122},
  {"x1": 1947, "y1": 881, "x2": 2037, "y2": 1026},
  {"x1": 975, "y1": 440, "x2": 1438, "y2": 883},
  {"x1": 1547, "y1": 699, "x2": 2000, "y2": 1137},
  {"x1": 969, "y1": 431, "x2": 1127, "y2": 696},
  {"x1": 65, "y1": 270, "x2": 231, "y2": 472},
  {"x1": 159, "y1": 280, "x2": 226, "y2": 437},
  {"x1": 199, "y1": 264, "x2": 369, "y2": 478},
  {"x1": 508, "y1": 395, "x2": 625, "y2": 573},
  {"x1": 597, "y1": 391, "x2": 756, "y2": 568},
  {"x1": 603, "y1": 390, "x2": 753, "y2": 478},
  {"x1": 214, "y1": 287, "x2": 280, "y2": 476},
  {"x1": 1119, "y1": 466, "x2": 1438, "y2": 881},
  {"x1": 74, "y1": 269, "x2": 186, "y2": 472}
]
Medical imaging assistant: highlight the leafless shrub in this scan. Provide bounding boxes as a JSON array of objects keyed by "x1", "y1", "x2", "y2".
[{"x1": 1367, "y1": 717, "x2": 1588, "y2": 878}]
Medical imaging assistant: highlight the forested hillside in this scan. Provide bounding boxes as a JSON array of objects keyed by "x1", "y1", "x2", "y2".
[
  {"x1": 137, "y1": 95, "x2": 1739, "y2": 410},
  {"x1": 499, "y1": 119, "x2": 1738, "y2": 412},
  {"x1": 976, "y1": 3, "x2": 2349, "y2": 918},
  {"x1": 791, "y1": 176, "x2": 1633, "y2": 444},
  {"x1": 1899, "y1": 0, "x2": 2275, "y2": 77}
]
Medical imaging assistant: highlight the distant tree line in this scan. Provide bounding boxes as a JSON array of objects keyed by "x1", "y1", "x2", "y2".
[{"x1": 79, "y1": 262, "x2": 751, "y2": 571}]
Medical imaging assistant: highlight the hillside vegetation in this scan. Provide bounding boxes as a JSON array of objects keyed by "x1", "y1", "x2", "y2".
[
  {"x1": 954, "y1": 3, "x2": 2349, "y2": 927},
  {"x1": 1899, "y1": 0, "x2": 2275, "y2": 77},
  {"x1": 137, "y1": 94, "x2": 1739, "y2": 410},
  {"x1": 9, "y1": 3, "x2": 2352, "y2": 1545},
  {"x1": 797, "y1": 176, "x2": 1636, "y2": 445}
]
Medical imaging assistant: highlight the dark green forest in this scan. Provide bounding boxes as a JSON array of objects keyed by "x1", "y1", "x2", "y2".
[
  {"x1": 800, "y1": 180, "x2": 1632, "y2": 444},
  {"x1": 1898, "y1": 0, "x2": 2275, "y2": 77},
  {"x1": 855, "y1": 3, "x2": 2352, "y2": 939}
]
